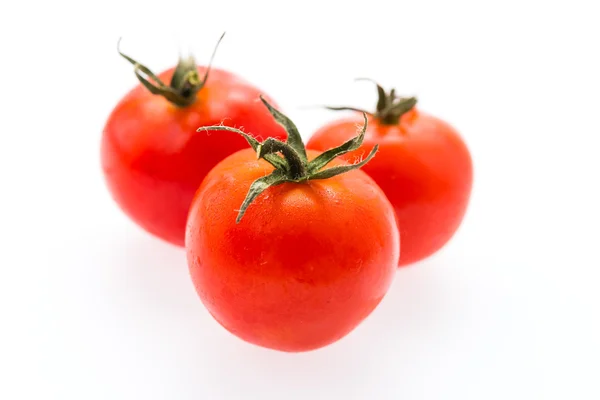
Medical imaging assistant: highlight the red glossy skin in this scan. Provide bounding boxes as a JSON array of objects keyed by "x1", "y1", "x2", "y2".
[
  {"x1": 101, "y1": 67, "x2": 286, "y2": 246},
  {"x1": 186, "y1": 149, "x2": 399, "y2": 352},
  {"x1": 307, "y1": 109, "x2": 473, "y2": 266}
]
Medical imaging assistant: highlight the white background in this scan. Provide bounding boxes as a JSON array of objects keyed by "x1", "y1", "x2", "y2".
[{"x1": 1, "y1": 1, "x2": 599, "y2": 399}]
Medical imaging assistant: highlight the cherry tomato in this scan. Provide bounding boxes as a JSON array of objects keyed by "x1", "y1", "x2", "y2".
[
  {"x1": 307, "y1": 80, "x2": 473, "y2": 266},
  {"x1": 101, "y1": 35, "x2": 286, "y2": 246},
  {"x1": 186, "y1": 99, "x2": 399, "y2": 352}
]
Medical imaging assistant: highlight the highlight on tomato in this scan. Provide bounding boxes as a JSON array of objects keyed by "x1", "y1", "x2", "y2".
[
  {"x1": 101, "y1": 33, "x2": 287, "y2": 246},
  {"x1": 186, "y1": 97, "x2": 399, "y2": 352},
  {"x1": 307, "y1": 79, "x2": 473, "y2": 266}
]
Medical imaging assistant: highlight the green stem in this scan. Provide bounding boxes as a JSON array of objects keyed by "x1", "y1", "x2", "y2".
[
  {"x1": 324, "y1": 79, "x2": 418, "y2": 126},
  {"x1": 196, "y1": 98, "x2": 379, "y2": 223},
  {"x1": 257, "y1": 138, "x2": 306, "y2": 179},
  {"x1": 378, "y1": 97, "x2": 418, "y2": 125},
  {"x1": 117, "y1": 32, "x2": 225, "y2": 108}
]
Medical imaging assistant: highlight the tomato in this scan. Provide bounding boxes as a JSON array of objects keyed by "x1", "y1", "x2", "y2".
[
  {"x1": 101, "y1": 35, "x2": 287, "y2": 246},
  {"x1": 307, "y1": 80, "x2": 473, "y2": 266},
  {"x1": 186, "y1": 99, "x2": 399, "y2": 352}
]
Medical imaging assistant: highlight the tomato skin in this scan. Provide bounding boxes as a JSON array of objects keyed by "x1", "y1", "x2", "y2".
[
  {"x1": 307, "y1": 109, "x2": 473, "y2": 266},
  {"x1": 101, "y1": 66, "x2": 287, "y2": 246},
  {"x1": 186, "y1": 149, "x2": 399, "y2": 352}
]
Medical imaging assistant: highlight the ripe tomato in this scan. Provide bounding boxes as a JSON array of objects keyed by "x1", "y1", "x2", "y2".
[
  {"x1": 101, "y1": 35, "x2": 286, "y2": 246},
  {"x1": 307, "y1": 80, "x2": 473, "y2": 266},
  {"x1": 186, "y1": 99, "x2": 399, "y2": 352}
]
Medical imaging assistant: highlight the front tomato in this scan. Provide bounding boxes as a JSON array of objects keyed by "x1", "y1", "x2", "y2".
[
  {"x1": 101, "y1": 35, "x2": 286, "y2": 246},
  {"x1": 186, "y1": 99, "x2": 399, "y2": 352}
]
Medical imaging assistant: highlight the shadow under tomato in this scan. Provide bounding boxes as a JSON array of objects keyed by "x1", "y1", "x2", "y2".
[
  {"x1": 360, "y1": 255, "x2": 466, "y2": 337},
  {"x1": 98, "y1": 225, "x2": 472, "y2": 398},
  {"x1": 107, "y1": 231, "x2": 200, "y2": 316},
  {"x1": 102, "y1": 231, "x2": 386, "y2": 396},
  {"x1": 189, "y1": 256, "x2": 470, "y2": 395}
]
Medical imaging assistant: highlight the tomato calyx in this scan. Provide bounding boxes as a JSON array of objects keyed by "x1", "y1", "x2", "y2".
[
  {"x1": 325, "y1": 78, "x2": 418, "y2": 126},
  {"x1": 197, "y1": 96, "x2": 379, "y2": 223},
  {"x1": 117, "y1": 33, "x2": 225, "y2": 108}
]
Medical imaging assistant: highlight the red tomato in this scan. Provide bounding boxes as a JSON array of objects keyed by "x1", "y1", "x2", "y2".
[
  {"x1": 101, "y1": 37, "x2": 286, "y2": 246},
  {"x1": 186, "y1": 100, "x2": 399, "y2": 352},
  {"x1": 307, "y1": 81, "x2": 473, "y2": 266}
]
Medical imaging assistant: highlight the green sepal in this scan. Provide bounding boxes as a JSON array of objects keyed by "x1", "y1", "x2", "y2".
[
  {"x1": 257, "y1": 138, "x2": 306, "y2": 179},
  {"x1": 323, "y1": 105, "x2": 374, "y2": 117},
  {"x1": 117, "y1": 32, "x2": 225, "y2": 108},
  {"x1": 259, "y1": 96, "x2": 308, "y2": 162},
  {"x1": 196, "y1": 98, "x2": 379, "y2": 223},
  {"x1": 308, "y1": 145, "x2": 379, "y2": 180},
  {"x1": 236, "y1": 170, "x2": 291, "y2": 223},
  {"x1": 169, "y1": 56, "x2": 200, "y2": 95},
  {"x1": 196, "y1": 125, "x2": 288, "y2": 172},
  {"x1": 380, "y1": 97, "x2": 417, "y2": 125},
  {"x1": 356, "y1": 78, "x2": 387, "y2": 112},
  {"x1": 324, "y1": 78, "x2": 418, "y2": 126},
  {"x1": 307, "y1": 113, "x2": 368, "y2": 173},
  {"x1": 117, "y1": 39, "x2": 171, "y2": 94}
]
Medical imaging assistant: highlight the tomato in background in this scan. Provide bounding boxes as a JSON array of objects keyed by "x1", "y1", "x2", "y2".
[
  {"x1": 307, "y1": 80, "x2": 473, "y2": 266},
  {"x1": 101, "y1": 34, "x2": 287, "y2": 246}
]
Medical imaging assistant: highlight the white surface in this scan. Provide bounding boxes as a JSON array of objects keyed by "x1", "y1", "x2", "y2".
[{"x1": 1, "y1": 1, "x2": 599, "y2": 399}]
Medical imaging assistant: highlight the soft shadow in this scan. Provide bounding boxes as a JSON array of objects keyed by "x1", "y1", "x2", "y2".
[
  {"x1": 103, "y1": 231, "x2": 390, "y2": 397},
  {"x1": 361, "y1": 255, "x2": 468, "y2": 339},
  {"x1": 107, "y1": 231, "x2": 201, "y2": 316},
  {"x1": 90, "y1": 227, "x2": 472, "y2": 398},
  {"x1": 178, "y1": 256, "x2": 471, "y2": 398}
]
